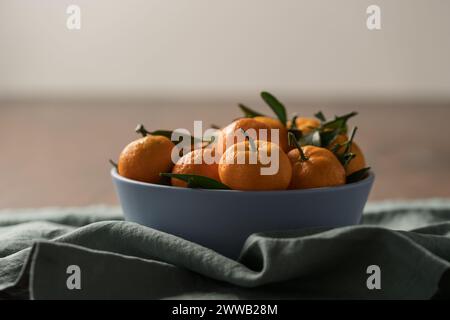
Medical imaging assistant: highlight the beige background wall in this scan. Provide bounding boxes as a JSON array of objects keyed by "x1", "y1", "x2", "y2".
[{"x1": 1, "y1": 0, "x2": 449, "y2": 102}]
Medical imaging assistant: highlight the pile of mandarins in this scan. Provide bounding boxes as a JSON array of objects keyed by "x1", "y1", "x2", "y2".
[{"x1": 114, "y1": 92, "x2": 369, "y2": 191}]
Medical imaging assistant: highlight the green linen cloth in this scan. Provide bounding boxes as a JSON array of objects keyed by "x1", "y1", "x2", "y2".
[{"x1": 1, "y1": 200, "x2": 450, "y2": 300}]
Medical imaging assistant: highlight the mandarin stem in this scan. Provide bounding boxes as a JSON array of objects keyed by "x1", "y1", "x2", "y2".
[
  {"x1": 109, "y1": 159, "x2": 118, "y2": 169},
  {"x1": 288, "y1": 132, "x2": 308, "y2": 162},
  {"x1": 135, "y1": 124, "x2": 150, "y2": 137},
  {"x1": 239, "y1": 128, "x2": 257, "y2": 152},
  {"x1": 344, "y1": 126, "x2": 358, "y2": 155}
]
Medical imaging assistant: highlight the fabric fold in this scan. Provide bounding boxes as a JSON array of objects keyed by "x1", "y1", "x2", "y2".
[{"x1": 0, "y1": 200, "x2": 449, "y2": 299}]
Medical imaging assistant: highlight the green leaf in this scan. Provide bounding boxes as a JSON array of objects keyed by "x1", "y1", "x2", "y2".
[
  {"x1": 290, "y1": 115, "x2": 298, "y2": 129},
  {"x1": 314, "y1": 111, "x2": 327, "y2": 122},
  {"x1": 135, "y1": 124, "x2": 201, "y2": 145},
  {"x1": 322, "y1": 111, "x2": 357, "y2": 133},
  {"x1": 287, "y1": 115, "x2": 304, "y2": 141},
  {"x1": 287, "y1": 131, "x2": 297, "y2": 148},
  {"x1": 319, "y1": 129, "x2": 341, "y2": 148},
  {"x1": 238, "y1": 104, "x2": 265, "y2": 118},
  {"x1": 159, "y1": 173, "x2": 172, "y2": 186},
  {"x1": 160, "y1": 173, "x2": 231, "y2": 190},
  {"x1": 346, "y1": 167, "x2": 371, "y2": 184},
  {"x1": 288, "y1": 128, "x2": 303, "y2": 142},
  {"x1": 342, "y1": 126, "x2": 357, "y2": 155},
  {"x1": 335, "y1": 127, "x2": 358, "y2": 167},
  {"x1": 149, "y1": 130, "x2": 175, "y2": 139},
  {"x1": 151, "y1": 130, "x2": 200, "y2": 145},
  {"x1": 343, "y1": 152, "x2": 356, "y2": 167},
  {"x1": 260, "y1": 91, "x2": 287, "y2": 124}
]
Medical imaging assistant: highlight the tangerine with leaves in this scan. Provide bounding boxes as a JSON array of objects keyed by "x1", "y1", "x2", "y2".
[
  {"x1": 288, "y1": 117, "x2": 321, "y2": 135},
  {"x1": 345, "y1": 142, "x2": 366, "y2": 176},
  {"x1": 328, "y1": 132, "x2": 367, "y2": 176},
  {"x1": 113, "y1": 92, "x2": 369, "y2": 190},
  {"x1": 171, "y1": 148, "x2": 220, "y2": 188},
  {"x1": 288, "y1": 133, "x2": 346, "y2": 189}
]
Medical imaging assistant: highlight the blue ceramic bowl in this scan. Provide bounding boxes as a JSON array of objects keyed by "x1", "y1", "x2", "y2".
[{"x1": 112, "y1": 168, "x2": 374, "y2": 258}]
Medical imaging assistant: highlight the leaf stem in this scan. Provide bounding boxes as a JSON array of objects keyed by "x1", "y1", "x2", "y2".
[
  {"x1": 290, "y1": 115, "x2": 298, "y2": 129},
  {"x1": 315, "y1": 111, "x2": 327, "y2": 122},
  {"x1": 135, "y1": 124, "x2": 150, "y2": 137},
  {"x1": 109, "y1": 159, "x2": 118, "y2": 169},
  {"x1": 160, "y1": 173, "x2": 230, "y2": 189},
  {"x1": 240, "y1": 128, "x2": 257, "y2": 152},
  {"x1": 260, "y1": 91, "x2": 287, "y2": 124},
  {"x1": 344, "y1": 126, "x2": 358, "y2": 155},
  {"x1": 288, "y1": 132, "x2": 309, "y2": 162},
  {"x1": 238, "y1": 104, "x2": 264, "y2": 118}
]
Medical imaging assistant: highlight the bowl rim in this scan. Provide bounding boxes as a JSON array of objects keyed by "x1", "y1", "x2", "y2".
[{"x1": 111, "y1": 168, "x2": 375, "y2": 195}]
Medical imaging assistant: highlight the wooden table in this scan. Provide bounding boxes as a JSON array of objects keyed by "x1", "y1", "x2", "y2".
[{"x1": 1, "y1": 99, "x2": 449, "y2": 208}]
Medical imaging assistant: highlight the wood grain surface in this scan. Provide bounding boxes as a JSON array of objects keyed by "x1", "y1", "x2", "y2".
[{"x1": 1, "y1": 99, "x2": 449, "y2": 208}]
